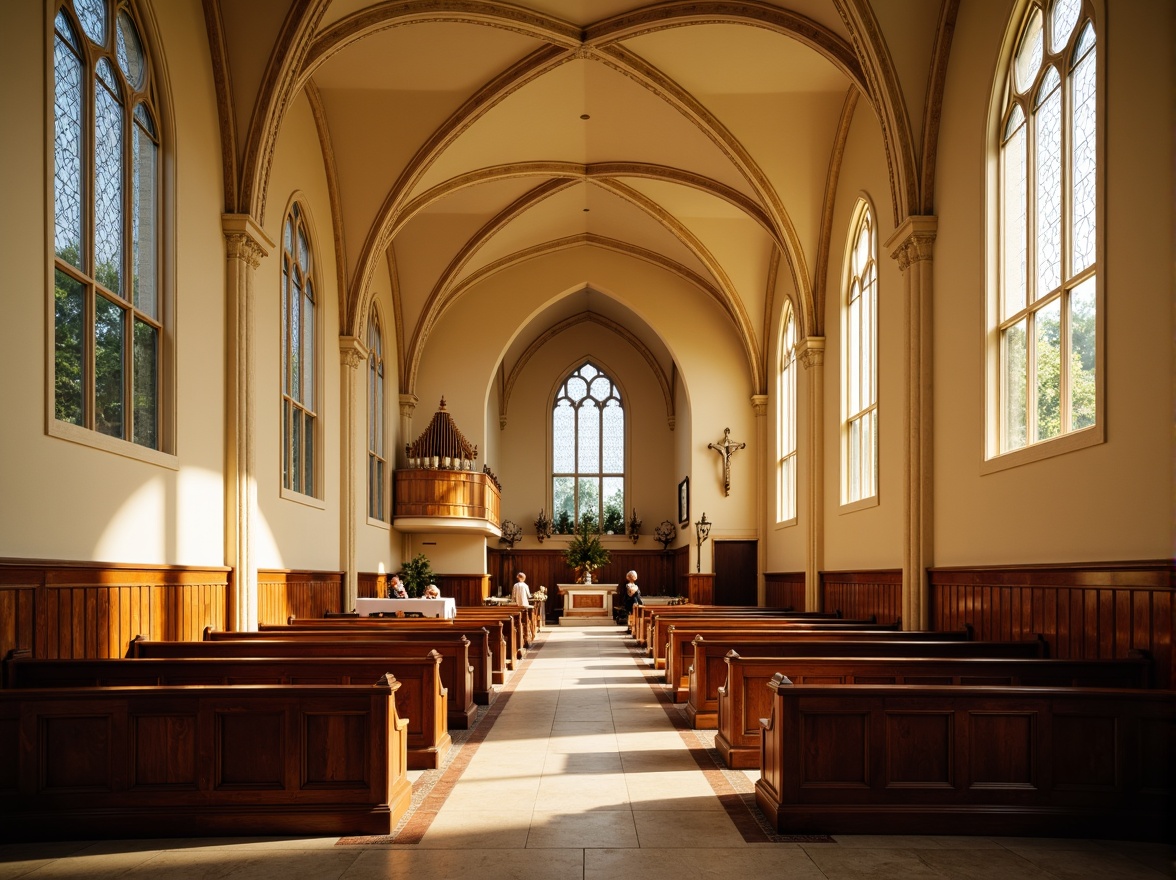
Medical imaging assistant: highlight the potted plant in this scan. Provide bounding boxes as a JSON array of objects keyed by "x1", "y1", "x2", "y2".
[
  {"x1": 563, "y1": 516, "x2": 610, "y2": 583},
  {"x1": 400, "y1": 552, "x2": 435, "y2": 598}
]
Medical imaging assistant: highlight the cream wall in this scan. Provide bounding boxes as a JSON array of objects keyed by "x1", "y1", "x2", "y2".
[
  {"x1": 0, "y1": 0, "x2": 227, "y2": 566},
  {"x1": 820, "y1": 103, "x2": 904, "y2": 571},
  {"x1": 254, "y1": 92, "x2": 343, "y2": 571},
  {"x1": 933, "y1": 0, "x2": 1174, "y2": 565}
]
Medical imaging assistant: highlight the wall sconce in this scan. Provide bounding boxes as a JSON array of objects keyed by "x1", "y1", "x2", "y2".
[
  {"x1": 654, "y1": 519, "x2": 676, "y2": 551},
  {"x1": 627, "y1": 508, "x2": 642, "y2": 544},
  {"x1": 694, "y1": 512, "x2": 711, "y2": 573},
  {"x1": 534, "y1": 509, "x2": 553, "y2": 543},
  {"x1": 499, "y1": 520, "x2": 523, "y2": 549}
]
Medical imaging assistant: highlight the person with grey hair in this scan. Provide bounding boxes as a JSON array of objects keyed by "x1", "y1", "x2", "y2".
[{"x1": 615, "y1": 569, "x2": 642, "y2": 623}]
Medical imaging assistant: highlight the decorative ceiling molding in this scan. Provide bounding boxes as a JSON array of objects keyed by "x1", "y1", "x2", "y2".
[
  {"x1": 385, "y1": 244, "x2": 407, "y2": 384},
  {"x1": 920, "y1": 0, "x2": 960, "y2": 216},
  {"x1": 201, "y1": 0, "x2": 238, "y2": 212},
  {"x1": 812, "y1": 86, "x2": 859, "y2": 338},
  {"x1": 499, "y1": 311, "x2": 675, "y2": 430},
  {"x1": 304, "y1": 80, "x2": 350, "y2": 332},
  {"x1": 583, "y1": 0, "x2": 867, "y2": 95},
  {"x1": 762, "y1": 245, "x2": 781, "y2": 378}
]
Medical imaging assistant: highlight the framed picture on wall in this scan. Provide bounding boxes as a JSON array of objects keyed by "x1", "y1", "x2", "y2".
[{"x1": 678, "y1": 477, "x2": 689, "y2": 525}]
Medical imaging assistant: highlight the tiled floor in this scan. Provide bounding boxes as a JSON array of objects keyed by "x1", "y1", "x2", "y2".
[{"x1": 1, "y1": 625, "x2": 1172, "y2": 879}]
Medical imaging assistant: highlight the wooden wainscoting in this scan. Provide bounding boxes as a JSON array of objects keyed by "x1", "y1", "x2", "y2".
[
  {"x1": 764, "y1": 572, "x2": 805, "y2": 610},
  {"x1": 821, "y1": 569, "x2": 902, "y2": 624},
  {"x1": 435, "y1": 573, "x2": 492, "y2": 606},
  {"x1": 358, "y1": 571, "x2": 387, "y2": 600},
  {"x1": 0, "y1": 560, "x2": 229, "y2": 660},
  {"x1": 487, "y1": 548, "x2": 684, "y2": 598},
  {"x1": 257, "y1": 570, "x2": 345, "y2": 624},
  {"x1": 930, "y1": 561, "x2": 1175, "y2": 688}
]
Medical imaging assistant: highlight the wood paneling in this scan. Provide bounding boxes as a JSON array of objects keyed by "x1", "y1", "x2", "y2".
[
  {"x1": 436, "y1": 573, "x2": 491, "y2": 606},
  {"x1": 714, "y1": 540, "x2": 757, "y2": 605},
  {"x1": 930, "y1": 561, "x2": 1176, "y2": 688},
  {"x1": 358, "y1": 571, "x2": 386, "y2": 599},
  {"x1": 257, "y1": 570, "x2": 344, "y2": 624},
  {"x1": 487, "y1": 548, "x2": 682, "y2": 597},
  {"x1": 682, "y1": 573, "x2": 715, "y2": 604},
  {"x1": 0, "y1": 560, "x2": 229, "y2": 660},
  {"x1": 393, "y1": 470, "x2": 500, "y2": 526},
  {"x1": 822, "y1": 569, "x2": 902, "y2": 624},
  {"x1": 764, "y1": 572, "x2": 805, "y2": 609}
]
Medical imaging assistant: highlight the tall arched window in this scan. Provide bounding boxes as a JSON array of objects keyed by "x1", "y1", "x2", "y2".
[
  {"x1": 843, "y1": 201, "x2": 877, "y2": 505},
  {"x1": 367, "y1": 312, "x2": 386, "y2": 521},
  {"x1": 281, "y1": 202, "x2": 318, "y2": 497},
  {"x1": 552, "y1": 363, "x2": 624, "y2": 534},
  {"x1": 992, "y1": 0, "x2": 1098, "y2": 458},
  {"x1": 52, "y1": 0, "x2": 165, "y2": 452},
  {"x1": 777, "y1": 305, "x2": 798, "y2": 523}
]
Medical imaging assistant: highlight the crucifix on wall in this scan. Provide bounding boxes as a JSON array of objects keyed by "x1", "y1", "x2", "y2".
[{"x1": 708, "y1": 427, "x2": 746, "y2": 496}]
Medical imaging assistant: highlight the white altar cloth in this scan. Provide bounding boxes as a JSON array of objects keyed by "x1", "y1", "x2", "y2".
[{"x1": 354, "y1": 597, "x2": 457, "y2": 619}]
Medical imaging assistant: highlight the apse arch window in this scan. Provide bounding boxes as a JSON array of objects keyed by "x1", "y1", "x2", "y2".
[
  {"x1": 551, "y1": 362, "x2": 625, "y2": 535},
  {"x1": 281, "y1": 201, "x2": 320, "y2": 499},
  {"x1": 842, "y1": 199, "x2": 877, "y2": 508},
  {"x1": 777, "y1": 304, "x2": 798, "y2": 524},
  {"x1": 50, "y1": 0, "x2": 170, "y2": 461},
  {"x1": 987, "y1": 0, "x2": 1102, "y2": 468},
  {"x1": 367, "y1": 311, "x2": 387, "y2": 522}
]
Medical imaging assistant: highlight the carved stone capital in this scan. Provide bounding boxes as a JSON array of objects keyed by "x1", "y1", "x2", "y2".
[
  {"x1": 399, "y1": 394, "x2": 419, "y2": 419},
  {"x1": 885, "y1": 215, "x2": 938, "y2": 271},
  {"x1": 798, "y1": 336, "x2": 826, "y2": 370},
  {"x1": 750, "y1": 394, "x2": 768, "y2": 417},
  {"x1": 222, "y1": 213, "x2": 274, "y2": 268},
  {"x1": 339, "y1": 335, "x2": 366, "y2": 370}
]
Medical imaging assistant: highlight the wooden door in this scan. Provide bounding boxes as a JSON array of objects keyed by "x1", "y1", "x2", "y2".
[{"x1": 714, "y1": 540, "x2": 758, "y2": 606}]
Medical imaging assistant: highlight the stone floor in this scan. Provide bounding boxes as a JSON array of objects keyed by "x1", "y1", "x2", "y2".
[{"x1": 1, "y1": 625, "x2": 1172, "y2": 879}]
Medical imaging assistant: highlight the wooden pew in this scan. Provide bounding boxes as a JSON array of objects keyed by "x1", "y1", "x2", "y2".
[
  {"x1": 754, "y1": 678, "x2": 1175, "y2": 840},
  {"x1": 718, "y1": 652, "x2": 1154, "y2": 769},
  {"x1": 636, "y1": 605, "x2": 833, "y2": 648},
  {"x1": 138, "y1": 634, "x2": 478, "y2": 730},
  {"x1": 0, "y1": 678, "x2": 413, "y2": 841},
  {"x1": 456, "y1": 607, "x2": 528, "y2": 662},
  {"x1": 3, "y1": 650, "x2": 452, "y2": 770},
  {"x1": 661, "y1": 619, "x2": 902, "y2": 689},
  {"x1": 686, "y1": 632, "x2": 1036, "y2": 726},
  {"x1": 273, "y1": 619, "x2": 500, "y2": 698}
]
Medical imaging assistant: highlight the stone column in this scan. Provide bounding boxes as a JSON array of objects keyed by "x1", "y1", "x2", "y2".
[
  {"x1": 398, "y1": 394, "x2": 418, "y2": 465},
  {"x1": 798, "y1": 336, "x2": 825, "y2": 612},
  {"x1": 222, "y1": 215, "x2": 273, "y2": 632},
  {"x1": 750, "y1": 394, "x2": 768, "y2": 605},
  {"x1": 339, "y1": 335, "x2": 366, "y2": 613},
  {"x1": 885, "y1": 216, "x2": 937, "y2": 631}
]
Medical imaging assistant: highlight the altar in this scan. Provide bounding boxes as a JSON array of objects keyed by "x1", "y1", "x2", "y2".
[
  {"x1": 354, "y1": 597, "x2": 457, "y2": 619},
  {"x1": 557, "y1": 584, "x2": 616, "y2": 626}
]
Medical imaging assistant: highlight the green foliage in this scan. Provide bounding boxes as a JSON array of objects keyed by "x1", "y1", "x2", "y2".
[
  {"x1": 399, "y1": 553, "x2": 434, "y2": 598},
  {"x1": 554, "y1": 508, "x2": 574, "y2": 535},
  {"x1": 563, "y1": 518, "x2": 610, "y2": 582}
]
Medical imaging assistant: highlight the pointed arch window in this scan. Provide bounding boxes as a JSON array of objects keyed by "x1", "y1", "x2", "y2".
[
  {"x1": 991, "y1": 0, "x2": 1099, "y2": 461},
  {"x1": 843, "y1": 202, "x2": 877, "y2": 505},
  {"x1": 777, "y1": 305, "x2": 798, "y2": 523},
  {"x1": 281, "y1": 203, "x2": 319, "y2": 497},
  {"x1": 552, "y1": 363, "x2": 624, "y2": 534},
  {"x1": 51, "y1": 0, "x2": 166, "y2": 454},
  {"x1": 367, "y1": 313, "x2": 387, "y2": 521}
]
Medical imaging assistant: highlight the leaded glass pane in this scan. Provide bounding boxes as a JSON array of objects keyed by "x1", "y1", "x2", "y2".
[
  {"x1": 132, "y1": 318, "x2": 157, "y2": 448},
  {"x1": 54, "y1": 269, "x2": 85, "y2": 425},
  {"x1": 588, "y1": 374, "x2": 611, "y2": 402},
  {"x1": 291, "y1": 408, "x2": 302, "y2": 493},
  {"x1": 601, "y1": 400, "x2": 623, "y2": 472},
  {"x1": 577, "y1": 476, "x2": 598, "y2": 525},
  {"x1": 1034, "y1": 298, "x2": 1062, "y2": 441},
  {"x1": 1073, "y1": 21, "x2": 1094, "y2": 60},
  {"x1": 1050, "y1": 0, "x2": 1080, "y2": 51},
  {"x1": 565, "y1": 375, "x2": 587, "y2": 402},
  {"x1": 779, "y1": 454, "x2": 795, "y2": 521},
  {"x1": 95, "y1": 295, "x2": 125, "y2": 438},
  {"x1": 552, "y1": 400, "x2": 574, "y2": 471},
  {"x1": 54, "y1": 28, "x2": 84, "y2": 268},
  {"x1": 75, "y1": 0, "x2": 106, "y2": 45},
  {"x1": 1070, "y1": 46, "x2": 1096, "y2": 274},
  {"x1": 577, "y1": 401, "x2": 600, "y2": 471},
  {"x1": 580, "y1": 364, "x2": 598, "y2": 382},
  {"x1": 848, "y1": 416, "x2": 861, "y2": 500},
  {"x1": 303, "y1": 282, "x2": 315, "y2": 408},
  {"x1": 1034, "y1": 79, "x2": 1061, "y2": 298},
  {"x1": 847, "y1": 289, "x2": 860, "y2": 413},
  {"x1": 94, "y1": 60, "x2": 124, "y2": 296},
  {"x1": 298, "y1": 228, "x2": 311, "y2": 275},
  {"x1": 282, "y1": 399, "x2": 291, "y2": 486},
  {"x1": 862, "y1": 265, "x2": 875, "y2": 406},
  {"x1": 281, "y1": 264, "x2": 289, "y2": 388},
  {"x1": 132, "y1": 106, "x2": 158, "y2": 317},
  {"x1": 304, "y1": 413, "x2": 315, "y2": 496},
  {"x1": 1069, "y1": 276, "x2": 1096, "y2": 431},
  {"x1": 860, "y1": 410, "x2": 876, "y2": 498},
  {"x1": 284, "y1": 216, "x2": 294, "y2": 253},
  {"x1": 115, "y1": 10, "x2": 144, "y2": 88},
  {"x1": 291, "y1": 271, "x2": 301, "y2": 399},
  {"x1": 602, "y1": 477, "x2": 624, "y2": 533},
  {"x1": 1003, "y1": 321, "x2": 1028, "y2": 450},
  {"x1": 553, "y1": 477, "x2": 574, "y2": 533},
  {"x1": 1001, "y1": 123, "x2": 1027, "y2": 318},
  {"x1": 1014, "y1": 8, "x2": 1043, "y2": 93},
  {"x1": 1003, "y1": 104, "x2": 1024, "y2": 142}
]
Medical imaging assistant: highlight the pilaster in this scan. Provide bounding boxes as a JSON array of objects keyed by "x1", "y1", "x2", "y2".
[
  {"x1": 751, "y1": 393, "x2": 768, "y2": 605},
  {"x1": 798, "y1": 336, "x2": 825, "y2": 613},
  {"x1": 339, "y1": 335, "x2": 366, "y2": 613}
]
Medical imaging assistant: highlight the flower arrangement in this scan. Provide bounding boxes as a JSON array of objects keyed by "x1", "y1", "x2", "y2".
[{"x1": 563, "y1": 517, "x2": 610, "y2": 583}]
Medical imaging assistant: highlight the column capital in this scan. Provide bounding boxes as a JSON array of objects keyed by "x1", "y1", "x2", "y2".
[
  {"x1": 798, "y1": 335, "x2": 826, "y2": 369},
  {"x1": 339, "y1": 335, "x2": 366, "y2": 370},
  {"x1": 750, "y1": 394, "x2": 768, "y2": 417},
  {"x1": 884, "y1": 215, "x2": 938, "y2": 271},
  {"x1": 399, "y1": 393, "x2": 419, "y2": 419},
  {"x1": 222, "y1": 214, "x2": 275, "y2": 267}
]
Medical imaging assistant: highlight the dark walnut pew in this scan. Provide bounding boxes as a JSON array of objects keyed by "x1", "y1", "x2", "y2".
[
  {"x1": 139, "y1": 633, "x2": 478, "y2": 730},
  {"x1": 661, "y1": 620, "x2": 901, "y2": 690},
  {"x1": 3, "y1": 650, "x2": 452, "y2": 770},
  {"x1": 686, "y1": 633, "x2": 1037, "y2": 726},
  {"x1": 455, "y1": 607, "x2": 528, "y2": 662},
  {"x1": 755, "y1": 679, "x2": 1175, "y2": 841},
  {"x1": 634, "y1": 605, "x2": 791, "y2": 646},
  {"x1": 274, "y1": 618, "x2": 500, "y2": 698},
  {"x1": 640, "y1": 606, "x2": 838, "y2": 650},
  {"x1": 0, "y1": 678, "x2": 413, "y2": 842},
  {"x1": 717, "y1": 652, "x2": 1153, "y2": 769}
]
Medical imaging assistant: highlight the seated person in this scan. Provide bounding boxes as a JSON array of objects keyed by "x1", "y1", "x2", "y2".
[
  {"x1": 388, "y1": 574, "x2": 408, "y2": 598},
  {"x1": 423, "y1": 584, "x2": 441, "y2": 599}
]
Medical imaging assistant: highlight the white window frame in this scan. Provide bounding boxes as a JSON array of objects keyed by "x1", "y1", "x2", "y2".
[
  {"x1": 777, "y1": 304, "x2": 798, "y2": 525},
  {"x1": 841, "y1": 198, "x2": 878, "y2": 510},
  {"x1": 367, "y1": 310, "x2": 388, "y2": 524}
]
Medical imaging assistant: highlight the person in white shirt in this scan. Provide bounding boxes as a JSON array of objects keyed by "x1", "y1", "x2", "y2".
[
  {"x1": 510, "y1": 572, "x2": 532, "y2": 608},
  {"x1": 388, "y1": 574, "x2": 408, "y2": 598}
]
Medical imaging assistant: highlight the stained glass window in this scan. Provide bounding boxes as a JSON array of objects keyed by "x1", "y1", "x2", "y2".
[
  {"x1": 995, "y1": 0, "x2": 1097, "y2": 454},
  {"x1": 843, "y1": 202, "x2": 877, "y2": 504},
  {"x1": 367, "y1": 314, "x2": 386, "y2": 520},
  {"x1": 52, "y1": 0, "x2": 164, "y2": 451},
  {"x1": 777, "y1": 306, "x2": 797, "y2": 522},
  {"x1": 552, "y1": 363, "x2": 624, "y2": 534},
  {"x1": 283, "y1": 203, "x2": 318, "y2": 497}
]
